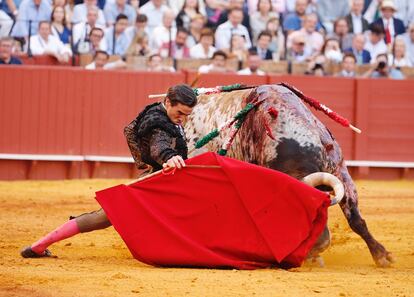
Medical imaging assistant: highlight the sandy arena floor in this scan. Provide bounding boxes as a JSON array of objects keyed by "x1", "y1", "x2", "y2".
[{"x1": 0, "y1": 179, "x2": 413, "y2": 297}]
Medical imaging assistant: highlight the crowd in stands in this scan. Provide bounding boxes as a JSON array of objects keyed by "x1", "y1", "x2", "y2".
[{"x1": 1, "y1": 0, "x2": 414, "y2": 79}]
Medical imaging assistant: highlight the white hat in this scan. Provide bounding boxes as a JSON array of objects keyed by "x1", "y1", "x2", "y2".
[{"x1": 381, "y1": 0, "x2": 397, "y2": 11}]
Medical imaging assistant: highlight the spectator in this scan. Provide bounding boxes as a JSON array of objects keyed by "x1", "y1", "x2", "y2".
[
  {"x1": 11, "y1": 38, "x2": 24, "y2": 55},
  {"x1": 0, "y1": 0, "x2": 14, "y2": 37},
  {"x1": 393, "y1": 0, "x2": 414, "y2": 27},
  {"x1": 345, "y1": 0, "x2": 370, "y2": 34},
  {"x1": 204, "y1": 0, "x2": 229, "y2": 29},
  {"x1": 0, "y1": 37, "x2": 22, "y2": 64},
  {"x1": 371, "y1": 0, "x2": 405, "y2": 45},
  {"x1": 11, "y1": 0, "x2": 52, "y2": 38},
  {"x1": 190, "y1": 27, "x2": 216, "y2": 58},
  {"x1": 388, "y1": 36, "x2": 412, "y2": 67},
  {"x1": 285, "y1": 32, "x2": 311, "y2": 63},
  {"x1": 223, "y1": 33, "x2": 248, "y2": 67},
  {"x1": 85, "y1": 50, "x2": 127, "y2": 69},
  {"x1": 126, "y1": 32, "x2": 150, "y2": 56},
  {"x1": 176, "y1": 0, "x2": 201, "y2": 31},
  {"x1": 217, "y1": 0, "x2": 250, "y2": 30},
  {"x1": 139, "y1": 0, "x2": 170, "y2": 34},
  {"x1": 287, "y1": 13, "x2": 324, "y2": 55},
  {"x1": 322, "y1": 37, "x2": 343, "y2": 63},
  {"x1": 125, "y1": 14, "x2": 150, "y2": 42},
  {"x1": 336, "y1": 52, "x2": 357, "y2": 77},
  {"x1": 344, "y1": 33, "x2": 371, "y2": 64},
  {"x1": 237, "y1": 48, "x2": 265, "y2": 75},
  {"x1": 249, "y1": 0, "x2": 278, "y2": 42},
  {"x1": 306, "y1": 63, "x2": 326, "y2": 76},
  {"x1": 73, "y1": 7, "x2": 106, "y2": 53},
  {"x1": 265, "y1": 16, "x2": 284, "y2": 60},
  {"x1": 328, "y1": 17, "x2": 353, "y2": 51},
  {"x1": 104, "y1": 13, "x2": 131, "y2": 56},
  {"x1": 402, "y1": 23, "x2": 414, "y2": 65},
  {"x1": 159, "y1": 27, "x2": 190, "y2": 59},
  {"x1": 167, "y1": 0, "x2": 206, "y2": 17},
  {"x1": 316, "y1": 0, "x2": 350, "y2": 33},
  {"x1": 364, "y1": 23, "x2": 388, "y2": 62},
  {"x1": 251, "y1": 30, "x2": 273, "y2": 60},
  {"x1": 146, "y1": 53, "x2": 175, "y2": 72},
  {"x1": 72, "y1": 0, "x2": 105, "y2": 27},
  {"x1": 198, "y1": 49, "x2": 228, "y2": 73},
  {"x1": 29, "y1": 21, "x2": 72, "y2": 62},
  {"x1": 365, "y1": 0, "x2": 414, "y2": 26},
  {"x1": 77, "y1": 27, "x2": 106, "y2": 55},
  {"x1": 247, "y1": 0, "x2": 287, "y2": 14},
  {"x1": 186, "y1": 14, "x2": 205, "y2": 48},
  {"x1": 282, "y1": 0, "x2": 308, "y2": 34},
  {"x1": 215, "y1": 8, "x2": 251, "y2": 50},
  {"x1": 363, "y1": 52, "x2": 405, "y2": 79},
  {"x1": 363, "y1": 0, "x2": 382, "y2": 23},
  {"x1": 53, "y1": 0, "x2": 73, "y2": 25},
  {"x1": 104, "y1": 0, "x2": 136, "y2": 27},
  {"x1": 50, "y1": 6, "x2": 71, "y2": 45},
  {"x1": 149, "y1": 9, "x2": 176, "y2": 51}
]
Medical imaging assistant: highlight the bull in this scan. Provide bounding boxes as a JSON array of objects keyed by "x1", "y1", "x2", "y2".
[{"x1": 184, "y1": 84, "x2": 393, "y2": 267}]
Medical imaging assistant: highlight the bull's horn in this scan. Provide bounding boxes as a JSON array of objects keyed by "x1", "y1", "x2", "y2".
[{"x1": 302, "y1": 172, "x2": 345, "y2": 206}]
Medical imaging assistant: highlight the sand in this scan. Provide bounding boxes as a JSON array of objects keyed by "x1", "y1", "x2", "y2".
[{"x1": 0, "y1": 179, "x2": 413, "y2": 297}]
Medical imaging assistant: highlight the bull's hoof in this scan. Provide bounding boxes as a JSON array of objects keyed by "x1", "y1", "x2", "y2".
[
  {"x1": 375, "y1": 252, "x2": 395, "y2": 268},
  {"x1": 304, "y1": 255, "x2": 325, "y2": 267}
]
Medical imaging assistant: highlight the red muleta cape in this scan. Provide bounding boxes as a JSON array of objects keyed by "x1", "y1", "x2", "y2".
[{"x1": 96, "y1": 152, "x2": 330, "y2": 269}]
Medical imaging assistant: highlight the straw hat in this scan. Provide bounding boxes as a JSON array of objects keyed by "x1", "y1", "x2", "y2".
[{"x1": 381, "y1": 0, "x2": 397, "y2": 11}]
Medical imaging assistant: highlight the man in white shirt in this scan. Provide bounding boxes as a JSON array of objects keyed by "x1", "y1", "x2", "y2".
[
  {"x1": 146, "y1": 53, "x2": 175, "y2": 72},
  {"x1": 190, "y1": 28, "x2": 216, "y2": 59},
  {"x1": 72, "y1": 0, "x2": 105, "y2": 27},
  {"x1": 104, "y1": 13, "x2": 132, "y2": 56},
  {"x1": 336, "y1": 52, "x2": 357, "y2": 77},
  {"x1": 149, "y1": 9, "x2": 176, "y2": 52},
  {"x1": 237, "y1": 49, "x2": 265, "y2": 75},
  {"x1": 198, "y1": 50, "x2": 228, "y2": 73},
  {"x1": 85, "y1": 50, "x2": 127, "y2": 69},
  {"x1": 77, "y1": 27, "x2": 107, "y2": 55},
  {"x1": 214, "y1": 8, "x2": 252, "y2": 50},
  {"x1": 29, "y1": 21, "x2": 72, "y2": 62},
  {"x1": 139, "y1": 0, "x2": 169, "y2": 34},
  {"x1": 364, "y1": 23, "x2": 388, "y2": 62},
  {"x1": 287, "y1": 13, "x2": 324, "y2": 55},
  {"x1": 104, "y1": 0, "x2": 136, "y2": 26},
  {"x1": 72, "y1": 6, "x2": 106, "y2": 52},
  {"x1": 345, "y1": 0, "x2": 369, "y2": 34}
]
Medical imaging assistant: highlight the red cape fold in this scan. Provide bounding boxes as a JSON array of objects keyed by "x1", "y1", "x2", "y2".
[{"x1": 96, "y1": 152, "x2": 330, "y2": 269}]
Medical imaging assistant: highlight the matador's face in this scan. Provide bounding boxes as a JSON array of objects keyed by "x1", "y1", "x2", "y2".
[{"x1": 165, "y1": 99, "x2": 193, "y2": 126}]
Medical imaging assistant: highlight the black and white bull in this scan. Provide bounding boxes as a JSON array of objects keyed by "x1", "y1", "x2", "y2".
[{"x1": 184, "y1": 84, "x2": 393, "y2": 267}]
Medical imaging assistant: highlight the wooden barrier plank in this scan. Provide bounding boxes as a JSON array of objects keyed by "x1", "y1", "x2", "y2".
[
  {"x1": 186, "y1": 71, "x2": 268, "y2": 88},
  {"x1": 356, "y1": 79, "x2": 414, "y2": 162}
]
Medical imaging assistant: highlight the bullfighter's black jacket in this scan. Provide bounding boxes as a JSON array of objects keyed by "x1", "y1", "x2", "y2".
[{"x1": 124, "y1": 102, "x2": 188, "y2": 172}]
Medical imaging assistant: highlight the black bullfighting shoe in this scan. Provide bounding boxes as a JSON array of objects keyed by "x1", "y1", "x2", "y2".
[{"x1": 20, "y1": 246, "x2": 56, "y2": 258}]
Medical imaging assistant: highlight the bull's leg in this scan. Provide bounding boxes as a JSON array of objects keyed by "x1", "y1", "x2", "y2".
[
  {"x1": 305, "y1": 225, "x2": 331, "y2": 267},
  {"x1": 339, "y1": 167, "x2": 394, "y2": 267}
]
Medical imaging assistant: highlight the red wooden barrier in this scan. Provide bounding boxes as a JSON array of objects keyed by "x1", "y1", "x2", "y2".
[
  {"x1": 186, "y1": 71, "x2": 268, "y2": 87},
  {"x1": 0, "y1": 66, "x2": 413, "y2": 180}
]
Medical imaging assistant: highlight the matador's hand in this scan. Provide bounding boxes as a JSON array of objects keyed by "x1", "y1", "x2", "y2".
[{"x1": 163, "y1": 155, "x2": 186, "y2": 169}]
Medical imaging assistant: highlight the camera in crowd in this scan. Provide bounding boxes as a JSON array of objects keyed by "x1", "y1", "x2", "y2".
[{"x1": 376, "y1": 61, "x2": 387, "y2": 71}]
